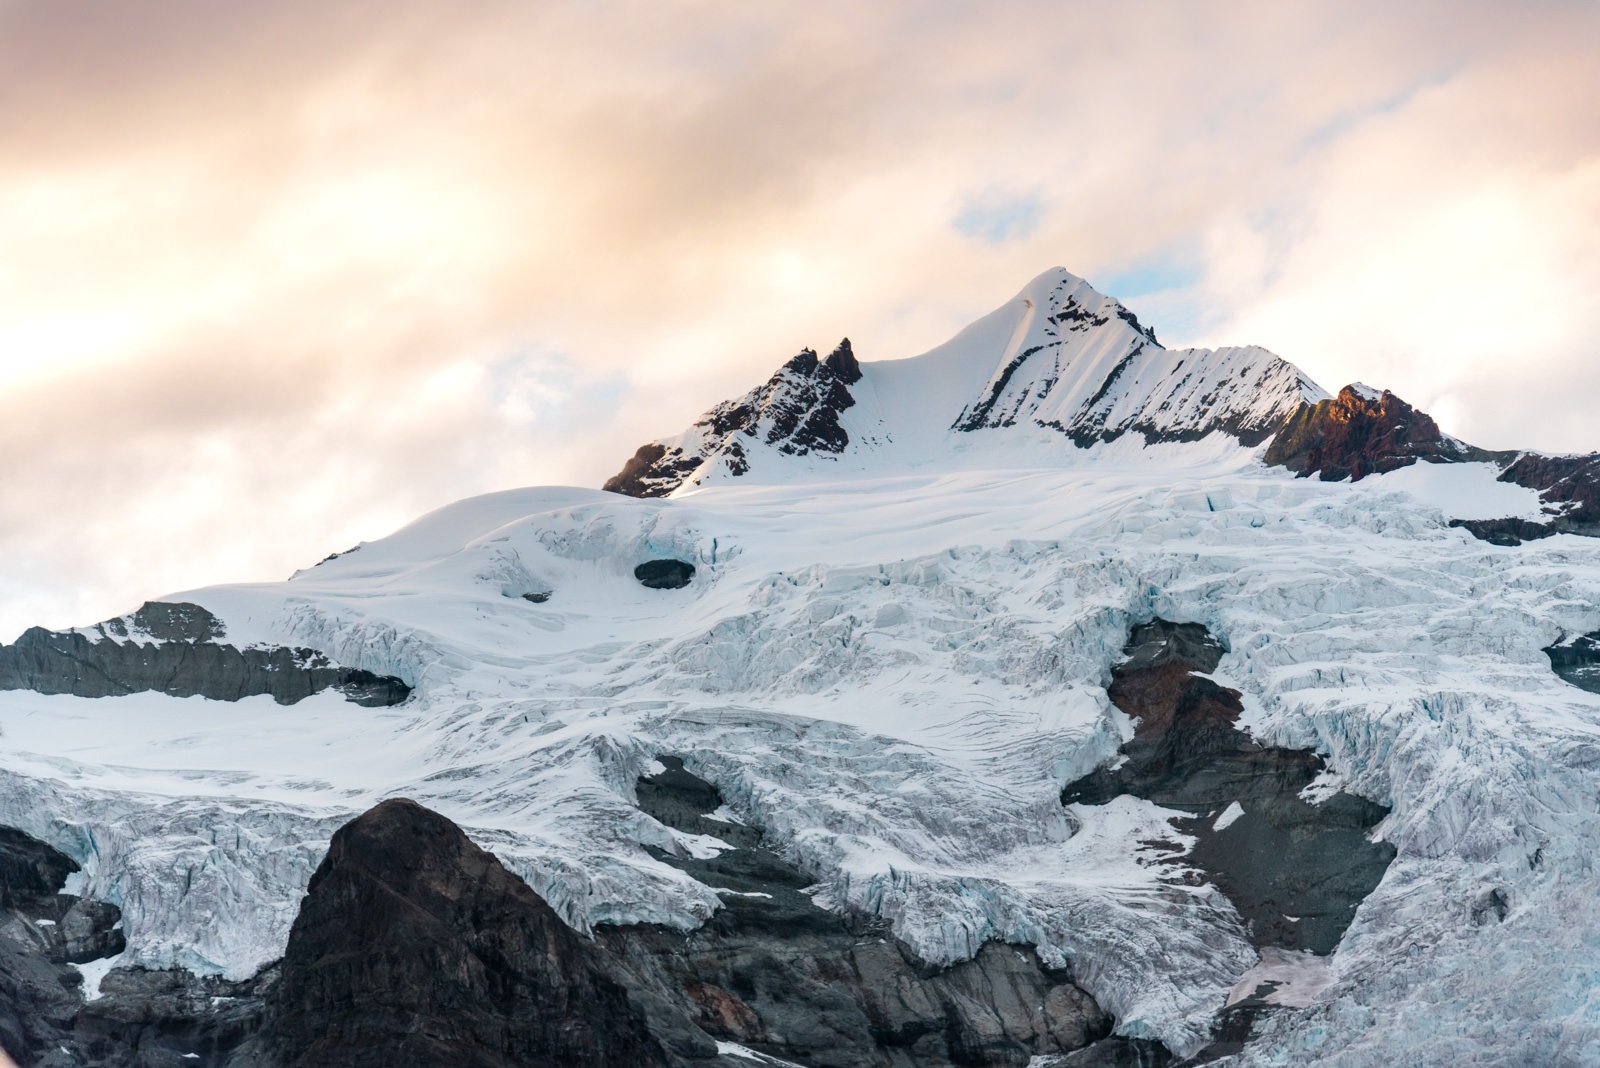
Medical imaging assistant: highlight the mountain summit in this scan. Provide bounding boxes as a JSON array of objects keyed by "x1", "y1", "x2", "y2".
[
  {"x1": 605, "y1": 268, "x2": 1327, "y2": 497},
  {"x1": 603, "y1": 266, "x2": 1600, "y2": 546}
]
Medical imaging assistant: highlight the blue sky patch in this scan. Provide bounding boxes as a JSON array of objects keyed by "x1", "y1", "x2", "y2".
[
  {"x1": 953, "y1": 191, "x2": 1044, "y2": 244},
  {"x1": 1100, "y1": 259, "x2": 1202, "y2": 299}
]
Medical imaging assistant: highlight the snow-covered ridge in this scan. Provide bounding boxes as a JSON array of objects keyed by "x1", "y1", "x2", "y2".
[
  {"x1": 604, "y1": 339, "x2": 864, "y2": 498},
  {"x1": 606, "y1": 268, "x2": 1328, "y2": 496}
]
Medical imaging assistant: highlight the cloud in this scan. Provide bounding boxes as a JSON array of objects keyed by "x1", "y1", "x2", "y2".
[{"x1": 0, "y1": 0, "x2": 1597, "y2": 636}]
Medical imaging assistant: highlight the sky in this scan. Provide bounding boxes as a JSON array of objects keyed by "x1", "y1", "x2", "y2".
[{"x1": 2, "y1": 0, "x2": 1598, "y2": 640}]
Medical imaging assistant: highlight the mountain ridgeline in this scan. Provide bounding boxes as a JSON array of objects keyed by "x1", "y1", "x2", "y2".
[{"x1": 603, "y1": 268, "x2": 1599, "y2": 545}]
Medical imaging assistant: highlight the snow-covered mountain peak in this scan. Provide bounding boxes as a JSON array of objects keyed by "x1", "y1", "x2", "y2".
[
  {"x1": 605, "y1": 267, "x2": 1329, "y2": 497},
  {"x1": 15, "y1": 264, "x2": 1600, "y2": 1064}
]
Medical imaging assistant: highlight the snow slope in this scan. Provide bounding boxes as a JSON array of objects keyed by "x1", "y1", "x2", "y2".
[
  {"x1": 625, "y1": 269, "x2": 1328, "y2": 495},
  {"x1": 3, "y1": 273, "x2": 1599, "y2": 1063}
]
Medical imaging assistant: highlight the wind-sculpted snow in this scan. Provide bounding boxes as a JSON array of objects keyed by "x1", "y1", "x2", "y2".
[{"x1": 5, "y1": 451, "x2": 1600, "y2": 1061}]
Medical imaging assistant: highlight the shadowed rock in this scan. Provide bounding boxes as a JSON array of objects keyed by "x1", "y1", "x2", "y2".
[
  {"x1": 0, "y1": 602, "x2": 410, "y2": 707},
  {"x1": 604, "y1": 442, "x2": 705, "y2": 499},
  {"x1": 607, "y1": 756, "x2": 1132, "y2": 1068},
  {"x1": 1463, "y1": 452, "x2": 1600, "y2": 543},
  {"x1": 0, "y1": 826, "x2": 154, "y2": 1067},
  {"x1": 266, "y1": 798, "x2": 666, "y2": 1068},
  {"x1": 1545, "y1": 631, "x2": 1600, "y2": 693},
  {"x1": 603, "y1": 339, "x2": 863, "y2": 498},
  {"x1": 1062, "y1": 620, "x2": 1395, "y2": 956}
]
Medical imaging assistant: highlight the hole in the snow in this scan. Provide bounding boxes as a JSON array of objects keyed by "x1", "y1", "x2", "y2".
[{"x1": 634, "y1": 559, "x2": 696, "y2": 589}]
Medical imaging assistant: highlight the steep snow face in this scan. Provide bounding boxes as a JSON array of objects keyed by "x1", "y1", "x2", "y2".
[
  {"x1": 937, "y1": 270, "x2": 1324, "y2": 448},
  {"x1": 607, "y1": 268, "x2": 1327, "y2": 496},
  {"x1": 6, "y1": 448, "x2": 1600, "y2": 1062}
]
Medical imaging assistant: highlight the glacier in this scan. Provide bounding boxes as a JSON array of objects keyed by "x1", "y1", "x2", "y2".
[{"x1": 3, "y1": 269, "x2": 1599, "y2": 1063}]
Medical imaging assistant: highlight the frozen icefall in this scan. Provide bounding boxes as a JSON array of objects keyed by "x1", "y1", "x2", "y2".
[{"x1": 5, "y1": 457, "x2": 1600, "y2": 1061}]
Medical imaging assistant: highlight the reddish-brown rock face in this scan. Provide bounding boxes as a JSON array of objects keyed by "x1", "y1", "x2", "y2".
[
  {"x1": 1062, "y1": 620, "x2": 1395, "y2": 957},
  {"x1": 1264, "y1": 385, "x2": 1462, "y2": 481}
]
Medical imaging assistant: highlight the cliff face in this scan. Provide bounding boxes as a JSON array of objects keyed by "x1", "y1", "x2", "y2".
[
  {"x1": 1062, "y1": 620, "x2": 1395, "y2": 957},
  {"x1": 1263, "y1": 384, "x2": 1469, "y2": 481},
  {"x1": 0, "y1": 601, "x2": 410, "y2": 707},
  {"x1": 266, "y1": 798, "x2": 666, "y2": 1068},
  {"x1": 603, "y1": 339, "x2": 864, "y2": 498},
  {"x1": 603, "y1": 756, "x2": 1146, "y2": 1068}
]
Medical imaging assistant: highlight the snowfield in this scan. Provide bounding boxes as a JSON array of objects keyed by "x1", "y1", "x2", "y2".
[{"x1": 3, "y1": 269, "x2": 1599, "y2": 1064}]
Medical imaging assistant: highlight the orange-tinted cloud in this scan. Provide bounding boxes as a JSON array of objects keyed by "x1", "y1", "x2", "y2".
[{"x1": 2, "y1": 0, "x2": 1597, "y2": 636}]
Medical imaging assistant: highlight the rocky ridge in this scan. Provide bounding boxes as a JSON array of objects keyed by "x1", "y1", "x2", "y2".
[
  {"x1": 0, "y1": 601, "x2": 410, "y2": 706},
  {"x1": 602, "y1": 268, "x2": 1600, "y2": 547},
  {"x1": 604, "y1": 270, "x2": 1325, "y2": 498},
  {"x1": 604, "y1": 339, "x2": 863, "y2": 498},
  {"x1": 1262, "y1": 384, "x2": 1480, "y2": 481}
]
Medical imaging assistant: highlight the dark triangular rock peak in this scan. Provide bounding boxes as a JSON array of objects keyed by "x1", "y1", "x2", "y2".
[
  {"x1": 603, "y1": 336, "x2": 867, "y2": 498},
  {"x1": 602, "y1": 267, "x2": 1327, "y2": 498},
  {"x1": 267, "y1": 798, "x2": 667, "y2": 1068},
  {"x1": 824, "y1": 337, "x2": 862, "y2": 382}
]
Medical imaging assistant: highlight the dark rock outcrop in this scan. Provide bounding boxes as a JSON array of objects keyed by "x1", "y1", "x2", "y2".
[
  {"x1": 605, "y1": 442, "x2": 707, "y2": 500},
  {"x1": 0, "y1": 827, "x2": 78, "y2": 912},
  {"x1": 264, "y1": 797, "x2": 666, "y2": 1068},
  {"x1": 1264, "y1": 385, "x2": 1476, "y2": 481},
  {"x1": 1448, "y1": 454, "x2": 1600, "y2": 545},
  {"x1": 2, "y1": 825, "x2": 265, "y2": 1067},
  {"x1": 603, "y1": 339, "x2": 863, "y2": 498},
  {"x1": 635, "y1": 560, "x2": 697, "y2": 590},
  {"x1": 0, "y1": 601, "x2": 410, "y2": 707},
  {"x1": 1263, "y1": 385, "x2": 1600, "y2": 546},
  {"x1": 74, "y1": 966, "x2": 276, "y2": 1068},
  {"x1": 1487, "y1": 452, "x2": 1600, "y2": 542},
  {"x1": 607, "y1": 756, "x2": 1136, "y2": 1067},
  {"x1": 1062, "y1": 620, "x2": 1395, "y2": 956},
  {"x1": 1447, "y1": 516, "x2": 1560, "y2": 546},
  {"x1": 0, "y1": 826, "x2": 219, "y2": 1068},
  {"x1": 1544, "y1": 630, "x2": 1600, "y2": 693}
]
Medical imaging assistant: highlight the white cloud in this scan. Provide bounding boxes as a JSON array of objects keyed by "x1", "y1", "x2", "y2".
[{"x1": 0, "y1": 0, "x2": 1596, "y2": 637}]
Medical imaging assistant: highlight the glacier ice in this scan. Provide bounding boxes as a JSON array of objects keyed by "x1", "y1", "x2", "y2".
[{"x1": 3, "y1": 449, "x2": 1600, "y2": 1061}]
